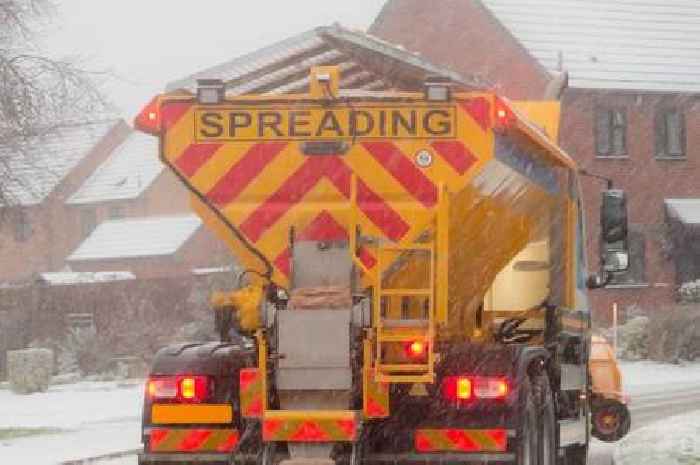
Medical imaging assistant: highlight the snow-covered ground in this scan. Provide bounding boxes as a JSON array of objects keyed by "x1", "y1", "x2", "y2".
[
  {"x1": 0, "y1": 380, "x2": 143, "y2": 464},
  {"x1": 615, "y1": 410, "x2": 700, "y2": 465},
  {"x1": 619, "y1": 360, "x2": 700, "y2": 396},
  {"x1": 2, "y1": 361, "x2": 700, "y2": 464},
  {"x1": 613, "y1": 361, "x2": 700, "y2": 465}
]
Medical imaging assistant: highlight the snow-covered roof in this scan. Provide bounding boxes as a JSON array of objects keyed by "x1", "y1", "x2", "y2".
[
  {"x1": 68, "y1": 215, "x2": 202, "y2": 261},
  {"x1": 192, "y1": 266, "x2": 234, "y2": 276},
  {"x1": 67, "y1": 131, "x2": 163, "y2": 205},
  {"x1": 167, "y1": 24, "x2": 476, "y2": 94},
  {"x1": 665, "y1": 199, "x2": 700, "y2": 224},
  {"x1": 38, "y1": 271, "x2": 136, "y2": 286},
  {"x1": 0, "y1": 120, "x2": 120, "y2": 206},
  {"x1": 480, "y1": 0, "x2": 700, "y2": 93}
]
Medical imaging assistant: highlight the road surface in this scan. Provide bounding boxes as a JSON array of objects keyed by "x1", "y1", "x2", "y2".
[
  {"x1": 589, "y1": 385, "x2": 700, "y2": 465},
  {"x1": 88, "y1": 385, "x2": 700, "y2": 465}
]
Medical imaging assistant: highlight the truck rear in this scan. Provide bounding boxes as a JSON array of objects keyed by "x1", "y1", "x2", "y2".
[{"x1": 135, "y1": 67, "x2": 630, "y2": 465}]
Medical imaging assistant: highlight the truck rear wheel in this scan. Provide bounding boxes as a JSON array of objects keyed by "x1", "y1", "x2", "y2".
[{"x1": 517, "y1": 377, "x2": 538, "y2": 465}]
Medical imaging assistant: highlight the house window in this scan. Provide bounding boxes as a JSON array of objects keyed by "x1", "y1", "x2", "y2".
[
  {"x1": 81, "y1": 209, "x2": 97, "y2": 237},
  {"x1": 109, "y1": 205, "x2": 124, "y2": 219},
  {"x1": 656, "y1": 109, "x2": 685, "y2": 159},
  {"x1": 595, "y1": 108, "x2": 627, "y2": 157},
  {"x1": 13, "y1": 208, "x2": 32, "y2": 242},
  {"x1": 609, "y1": 226, "x2": 646, "y2": 286}
]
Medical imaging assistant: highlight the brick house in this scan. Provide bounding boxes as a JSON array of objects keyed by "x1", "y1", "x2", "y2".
[
  {"x1": 0, "y1": 120, "x2": 130, "y2": 283},
  {"x1": 370, "y1": 0, "x2": 700, "y2": 321},
  {"x1": 64, "y1": 131, "x2": 232, "y2": 278},
  {"x1": 0, "y1": 127, "x2": 233, "y2": 376}
]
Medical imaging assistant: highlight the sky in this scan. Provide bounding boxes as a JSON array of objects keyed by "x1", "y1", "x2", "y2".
[{"x1": 43, "y1": 0, "x2": 387, "y2": 120}]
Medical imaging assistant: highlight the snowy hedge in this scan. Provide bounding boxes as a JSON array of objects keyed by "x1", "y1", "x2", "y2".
[
  {"x1": 603, "y1": 316, "x2": 650, "y2": 361},
  {"x1": 604, "y1": 303, "x2": 700, "y2": 363},
  {"x1": 678, "y1": 279, "x2": 700, "y2": 304},
  {"x1": 648, "y1": 304, "x2": 700, "y2": 363}
]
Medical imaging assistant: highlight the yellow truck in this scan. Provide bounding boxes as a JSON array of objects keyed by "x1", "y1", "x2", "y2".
[{"x1": 135, "y1": 67, "x2": 630, "y2": 465}]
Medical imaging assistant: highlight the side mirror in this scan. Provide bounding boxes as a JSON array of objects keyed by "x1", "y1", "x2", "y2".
[
  {"x1": 601, "y1": 190, "x2": 628, "y2": 244},
  {"x1": 600, "y1": 190, "x2": 629, "y2": 275},
  {"x1": 589, "y1": 189, "x2": 630, "y2": 290}
]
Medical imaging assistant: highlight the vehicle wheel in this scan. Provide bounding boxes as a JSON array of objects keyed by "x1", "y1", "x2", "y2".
[
  {"x1": 534, "y1": 374, "x2": 556, "y2": 465},
  {"x1": 591, "y1": 399, "x2": 631, "y2": 442},
  {"x1": 517, "y1": 377, "x2": 538, "y2": 465}
]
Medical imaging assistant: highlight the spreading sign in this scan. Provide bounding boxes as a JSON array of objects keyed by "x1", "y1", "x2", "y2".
[{"x1": 194, "y1": 105, "x2": 456, "y2": 141}]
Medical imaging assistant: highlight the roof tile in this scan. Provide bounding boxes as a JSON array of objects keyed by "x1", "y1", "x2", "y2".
[
  {"x1": 481, "y1": 0, "x2": 700, "y2": 92},
  {"x1": 166, "y1": 24, "x2": 474, "y2": 94}
]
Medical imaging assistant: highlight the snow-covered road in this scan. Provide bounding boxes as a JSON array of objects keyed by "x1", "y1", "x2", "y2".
[
  {"x1": 2, "y1": 361, "x2": 699, "y2": 464},
  {"x1": 588, "y1": 361, "x2": 700, "y2": 465}
]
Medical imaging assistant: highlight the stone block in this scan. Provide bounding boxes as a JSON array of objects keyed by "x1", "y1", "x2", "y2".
[{"x1": 7, "y1": 348, "x2": 53, "y2": 394}]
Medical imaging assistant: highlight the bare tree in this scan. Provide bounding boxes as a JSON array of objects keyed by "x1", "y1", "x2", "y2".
[{"x1": 0, "y1": 0, "x2": 111, "y2": 205}]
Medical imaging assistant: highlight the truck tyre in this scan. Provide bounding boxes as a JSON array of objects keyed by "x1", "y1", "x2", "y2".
[
  {"x1": 591, "y1": 399, "x2": 631, "y2": 442},
  {"x1": 517, "y1": 377, "x2": 539, "y2": 465},
  {"x1": 534, "y1": 374, "x2": 556, "y2": 465}
]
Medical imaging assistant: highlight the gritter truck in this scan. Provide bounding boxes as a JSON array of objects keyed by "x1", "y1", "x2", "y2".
[{"x1": 134, "y1": 66, "x2": 630, "y2": 465}]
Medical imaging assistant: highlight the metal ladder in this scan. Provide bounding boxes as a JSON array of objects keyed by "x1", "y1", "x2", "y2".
[
  {"x1": 346, "y1": 175, "x2": 447, "y2": 384},
  {"x1": 373, "y1": 242, "x2": 436, "y2": 383}
]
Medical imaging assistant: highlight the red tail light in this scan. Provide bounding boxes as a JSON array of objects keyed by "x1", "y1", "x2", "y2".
[
  {"x1": 443, "y1": 376, "x2": 471, "y2": 401},
  {"x1": 148, "y1": 375, "x2": 210, "y2": 403},
  {"x1": 442, "y1": 376, "x2": 509, "y2": 402},
  {"x1": 406, "y1": 340, "x2": 427, "y2": 358},
  {"x1": 134, "y1": 96, "x2": 162, "y2": 135},
  {"x1": 493, "y1": 97, "x2": 516, "y2": 132}
]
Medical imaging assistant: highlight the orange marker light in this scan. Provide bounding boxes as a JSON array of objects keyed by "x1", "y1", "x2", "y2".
[
  {"x1": 180, "y1": 377, "x2": 196, "y2": 400},
  {"x1": 456, "y1": 377, "x2": 472, "y2": 400}
]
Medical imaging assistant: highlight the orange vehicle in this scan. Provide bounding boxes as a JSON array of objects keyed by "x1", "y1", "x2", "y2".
[
  {"x1": 589, "y1": 335, "x2": 631, "y2": 442},
  {"x1": 135, "y1": 61, "x2": 631, "y2": 465}
]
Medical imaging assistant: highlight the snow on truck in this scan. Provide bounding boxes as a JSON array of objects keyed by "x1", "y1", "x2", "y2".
[{"x1": 134, "y1": 66, "x2": 630, "y2": 465}]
